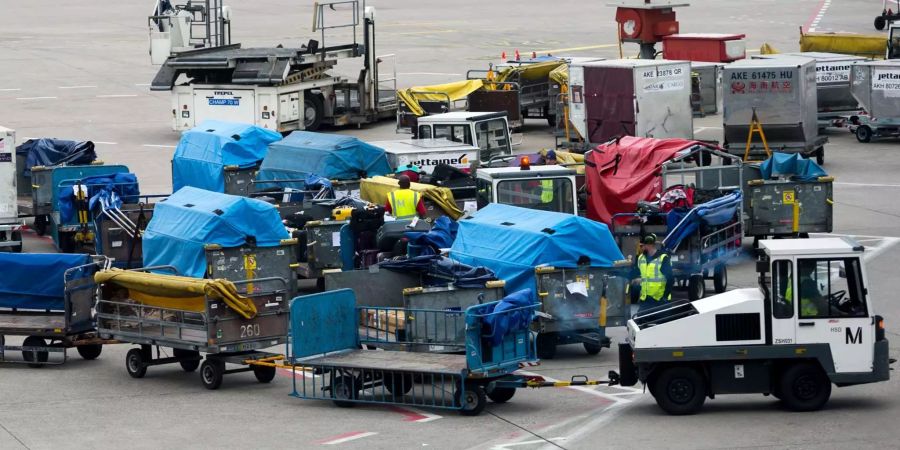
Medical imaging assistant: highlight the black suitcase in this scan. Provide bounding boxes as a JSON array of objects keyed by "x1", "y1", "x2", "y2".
[
  {"x1": 376, "y1": 220, "x2": 431, "y2": 251},
  {"x1": 351, "y1": 206, "x2": 385, "y2": 233}
]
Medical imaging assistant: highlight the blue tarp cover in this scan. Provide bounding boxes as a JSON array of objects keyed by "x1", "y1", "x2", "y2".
[
  {"x1": 0, "y1": 253, "x2": 91, "y2": 310},
  {"x1": 58, "y1": 173, "x2": 140, "y2": 224},
  {"x1": 16, "y1": 138, "x2": 96, "y2": 175},
  {"x1": 256, "y1": 131, "x2": 391, "y2": 189},
  {"x1": 481, "y1": 289, "x2": 535, "y2": 346},
  {"x1": 172, "y1": 120, "x2": 282, "y2": 193},
  {"x1": 450, "y1": 204, "x2": 624, "y2": 296},
  {"x1": 759, "y1": 152, "x2": 828, "y2": 181},
  {"x1": 142, "y1": 186, "x2": 289, "y2": 277},
  {"x1": 663, "y1": 191, "x2": 742, "y2": 251}
]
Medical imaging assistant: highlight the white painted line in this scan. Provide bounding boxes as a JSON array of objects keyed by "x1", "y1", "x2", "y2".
[
  {"x1": 142, "y1": 144, "x2": 176, "y2": 148},
  {"x1": 398, "y1": 72, "x2": 462, "y2": 76},
  {"x1": 134, "y1": 83, "x2": 151, "y2": 86},
  {"x1": 321, "y1": 431, "x2": 378, "y2": 445},
  {"x1": 58, "y1": 85, "x2": 96, "y2": 89},
  {"x1": 96, "y1": 94, "x2": 138, "y2": 98},
  {"x1": 16, "y1": 96, "x2": 56, "y2": 100},
  {"x1": 693, "y1": 126, "x2": 723, "y2": 133},
  {"x1": 835, "y1": 182, "x2": 900, "y2": 188},
  {"x1": 492, "y1": 437, "x2": 567, "y2": 449},
  {"x1": 93, "y1": 141, "x2": 118, "y2": 145},
  {"x1": 393, "y1": 406, "x2": 443, "y2": 423},
  {"x1": 516, "y1": 370, "x2": 633, "y2": 404},
  {"x1": 807, "y1": 0, "x2": 832, "y2": 33},
  {"x1": 0, "y1": 88, "x2": 21, "y2": 92},
  {"x1": 862, "y1": 237, "x2": 900, "y2": 262}
]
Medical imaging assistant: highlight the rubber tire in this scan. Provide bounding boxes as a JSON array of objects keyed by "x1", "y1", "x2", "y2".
[
  {"x1": 10, "y1": 231, "x2": 22, "y2": 253},
  {"x1": 652, "y1": 366, "x2": 707, "y2": 415},
  {"x1": 125, "y1": 348, "x2": 148, "y2": 378},
  {"x1": 546, "y1": 114, "x2": 557, "y2": 127},
  {"x1": 456, "y1": 384, "x2": 487, "y2": 416},
  {"x1": 876, "y1": 15, "x2": 887, "y2": 30},
  {"x1": 22, "y1": 336, "x2": 49, "y2": 368},
  {"x1": 700, "y1": 151, "x2": 712, "y2": 167},
  {"x1": 688, "y1": 275, "x2": 706, "y2": 301},
  {"x1": 713, "y1": 265, "x2": 727, "y2": 294},
  {"x1": 253, "y1": 365, "x2": 277, "y2": 383},
  {"x1": 486, "y1": 385, "x2": 517, "y2": 403},
  {"x1": 200, "y1": 359, "x2": 225, "y2": 390},
  {"x1": 583, "y1": 342, "x2": 603, "y2": 355},
  {"x1": 384, "y1": 373, "x2": 414, "y2": 396},
  {"x1": 34, "y1": 215, "x2": 48, "y2": 236},
  {"x1": 303, "y1": 93, "x2": 324, "y2": 132},
  {"x1": 815, "y1": 147, "x2": 824, "y2": 166},
  {"x1": 174, "y1": 349, "x2": 201, "y2": 372},
  {"x1": 331, "y1": 375, "x2": 359, "y2": 408},
  {"x1": 536, "y1": 332, "x2": 557, "y2": 360},
  {"x1": 856, "y1": 125, "x2": 873, "y2": 143},
  {"x1": 76, "y1": 344, "x2": 103, "y2": 360},
  {"x1": 778, "y1": 363, "x2": 832, "y2": 412}
]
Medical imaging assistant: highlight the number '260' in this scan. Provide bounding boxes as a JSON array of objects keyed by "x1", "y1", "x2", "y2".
[{"x1": 240, "y1": 324, "x2": 261, "y2": 338}]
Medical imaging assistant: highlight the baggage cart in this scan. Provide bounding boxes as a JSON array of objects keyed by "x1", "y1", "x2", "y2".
[
  {"x1": 0, "y1": 257, "x2": 112, "y2": 366},
  {"x1": 29, "y1": 162, "x2": 122, "y2": 237},
  {"x1": 722, "y1": 58, "x2": 828, "y2": 164},
  {"x1": 401, "y1": 281, "x2": 506, "y2": 352},
  {"x1": 205, "y1": 238, "x2": 299, "y2": 296},
  {"x1": 0, "y1": 127, "x2": 22, "y2": 252},
  {"x1": 297, "y1": 219, "x2": 348, "y2": 286},
  {"x1": 291, "y1": 289, "x2": 598, "y2": 416},
  {"x1": 223, "y1": 165, "x2": 259, "y2": 197},
  {"x1": 567, "y1": 59, "x2": 693, "y2": 147},
  {"x1": 743, "y1": 171, "x2": 834, "y2": 240},
  {"x1": 96, "y1": 268, "x2": 289, "y2": 390},
  {"x1": 324, "y1": 266, "x2": 423, "y2": 308},
  {"x1": 533, "y1": 265, "x2": 629, "y2": 359},
  {"x1": 849, "y1": 60, "x2": 900, "y2": 142}
]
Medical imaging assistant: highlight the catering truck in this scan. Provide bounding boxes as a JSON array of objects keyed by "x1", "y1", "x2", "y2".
[{"x1": 618, "y1": 238, "x2": 893, "y2": 415}]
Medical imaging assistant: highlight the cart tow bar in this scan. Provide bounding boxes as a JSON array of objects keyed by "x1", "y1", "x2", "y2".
[{"x1": 524, "y1": 371, "x2": 620, "y2": 388}]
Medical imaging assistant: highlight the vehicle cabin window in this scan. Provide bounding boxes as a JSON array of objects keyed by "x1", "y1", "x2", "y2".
[
  {"x1": 433, "y1": 124, "x2": 471, "y2": 145},
  {"x1": 772, "y1": 259, "x2": 793, "y2": 319},
  {"x1": 417, "y1": 125, "x2": 432, "y2": 139},
  {"x1": 496, "y1": 178, "x2": 574, "y2": 214},
  {"x1": 475, "y1": 178, "x2": 492, "y2": 209},
  {"x1": 796, "y1": 258, "x2": 868, "y2": 319},
  {"x1": 475, "y1": 119, "x2": 510, "y2": 162}
]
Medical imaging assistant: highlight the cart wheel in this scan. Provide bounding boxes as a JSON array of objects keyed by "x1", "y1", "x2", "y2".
[
  {"x1": 331, "y1": 375, "x2": 360, "y2": 407},
  {"x1": 713, "y1": 265, "x2": 727, "y2": 294},
  {"x1": 34, "y1": 215, "x2": 48, "y2": 236},
  {"x1": 687, "y1": 275, "x2": 705, "y2": 301},
  {"x1": 778, "y1": 362, "x2": 832, "y2": 412},
  {"x1": 125, "y1": 348, "x2": 148, "y2": 378},
  {"x1": 455, "y1": 383, "x2": 487, "y2": 416},
  {"x1": 815, "y1": 147, "x2": 824, "y2": 166},
  {"x1": 652, "y1": 365, "x2": 707, "y2": 415},
  {"x1": 200, "y1": 359, "x2": 226, "y2": 390},
  {"x1": 10, "y1": 231, "x2": 22, "y2": 253},
  {"x1": 856, "y1": 125, "x2": 873, "y2": 143},
  {"x1": 536, "y1": 332, "x2": 557, "y2": 360},
  {"x1": 546, "y1": 113, "x2": 557, "y2": 127},
  {"x1": 876, "y1": 15, "x2": 887, "y2": 30},
  {"x1": 22, "y1": 336, "x2": 48, "y2": 368},
  {"x1": 583, "y1": 342, "x2": 603, "y2": 355},
  {"x1": 173, "y1": 348, "x2": 200, "y2": 372},
  {"x1": 384, "y1": 373, "x2": 414, "y2": 396},
  {"x1": 303, "y1": 93, "x2": 324, "y2": 132},
  {"x1": 253, "y1": 365, "x2": 277, "y2": 383},
  {"x1": 76, "y1": 344, "x2": 103, "y2": 360},
  {"x1": 486, "y1": 385, "x2": 517, "y2": 403}
]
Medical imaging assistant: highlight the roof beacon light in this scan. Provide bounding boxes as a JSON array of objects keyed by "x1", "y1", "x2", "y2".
[{"x1": 520, "y1": 156, "x2": 531, "y2": 170}]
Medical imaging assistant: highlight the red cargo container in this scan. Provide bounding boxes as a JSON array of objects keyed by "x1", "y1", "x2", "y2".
[{"x1": 663, "y1": 33, "x2": 746, "y2": 62}]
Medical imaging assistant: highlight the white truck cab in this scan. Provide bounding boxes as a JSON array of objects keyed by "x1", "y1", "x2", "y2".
[
  {"x1": 888, "y1": 24, "x2": 900, "y2": 59},
  {"x1": 475, "y1": 163, "x2": 578, "y2": 215},
  {"x1": 414, "y1": 112, "x2": 514, "y2": 157},
  {"x1": 618, "y1": 237, "x2": 892, "y2": 415},
  {"x1": 370, "y1": 139, "x2": 482, "y2": 175}
]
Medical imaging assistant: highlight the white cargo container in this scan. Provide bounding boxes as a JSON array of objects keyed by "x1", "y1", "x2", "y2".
[
  {"x1": 369, "y1": 139, "x2": 483, "y2": 175},
  {"x1": 0, "y1": 127, "x2": 22, "y2": 252},
  {"x1": 849, "y1": 60, "x2": 900, "y2": 142},
  {"x1": 567, "y1": 59, "x2": 693, "y2": 146}
]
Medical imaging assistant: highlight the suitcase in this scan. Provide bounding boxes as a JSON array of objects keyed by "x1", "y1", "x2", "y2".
[
  {"x1": 351, "y1": 206, "x2": 385, "y2": 233},
  {"x1": 376, "y1": 220, "x2": 431, "y2": 251},
  {"x1": 357, "y1": 249, "x2": 380, "y2": 269}
]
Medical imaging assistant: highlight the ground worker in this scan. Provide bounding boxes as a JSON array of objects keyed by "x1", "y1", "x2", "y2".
[
  {"x1": 394, "y1": 164, "x2": 425, "y2": 183},
  {"x1": 538, "y1": 150, "x2": 558, "y2": 204},
  {"x1": 384, "y1": 174, "x2": 426, "y2": 220},
  {"x1": 630, "y1": 234, "x2": 674, "y2": 314},
  {"x1": 785, "y1": 260, "x2": 825, "y2": 317}
]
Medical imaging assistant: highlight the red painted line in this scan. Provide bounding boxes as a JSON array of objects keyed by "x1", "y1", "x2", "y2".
[
  {"x1": 389, "y1": 406, "x2": 430, "y2": 422},
  {"x1": 803, "y1": 0, "x2": 827, "y2": 32}
]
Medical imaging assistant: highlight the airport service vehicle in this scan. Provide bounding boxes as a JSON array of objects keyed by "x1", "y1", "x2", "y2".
[
  {"x1": 475, "y1": 163, "x2": 579, "y2": 216},
  {"x1": 849, "y1": 60, "x2": 900, "y2": 142},
  {"x1": 150, "y1": 1, "x2": 396, "y2": 132},
  {"x1": 412, "y1": 112, "x2": 514, "y2": 158},
  {"x1": 618, "y1": 237, "x2": 893, "y2": 415},
  {"x1": 0, "y1": 127, "x2": 22, "y2": 252}
]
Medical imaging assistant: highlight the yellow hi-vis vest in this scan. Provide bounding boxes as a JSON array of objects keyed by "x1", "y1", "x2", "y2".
[
  {"x1": 785, "y1": 282, "x2": 819, "y2": 317},
  {"x1": 541, "y1": 179, "x2": 554, "y2": 203},
  {"x1": 638, "y1": 253, "x2": 669, "y2": 302},
  {"x1": 388, "y1": 189, "x2": 420, "y2": 219}
]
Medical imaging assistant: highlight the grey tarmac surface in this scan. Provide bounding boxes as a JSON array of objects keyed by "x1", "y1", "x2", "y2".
[{"x1": 1, "y1": 1, "x2": 899, "y2": 449}]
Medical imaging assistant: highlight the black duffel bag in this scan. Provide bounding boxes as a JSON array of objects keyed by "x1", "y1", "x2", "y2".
[{"x1": 350, "y1": 206, "x2": 385, "y2": 233}]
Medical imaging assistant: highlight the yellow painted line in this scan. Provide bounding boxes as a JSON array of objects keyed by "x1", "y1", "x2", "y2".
[{"x1": 534, "y1": 44, "x2": 619, "y2": 53}]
